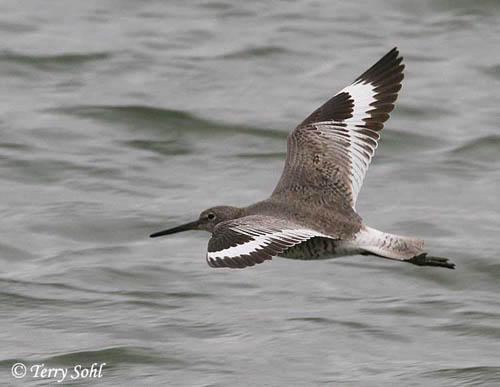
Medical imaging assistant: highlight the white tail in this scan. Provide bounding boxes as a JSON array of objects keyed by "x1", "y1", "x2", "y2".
[{"x1": 353, "y1": 226, "x2": 424, "y2": 260}]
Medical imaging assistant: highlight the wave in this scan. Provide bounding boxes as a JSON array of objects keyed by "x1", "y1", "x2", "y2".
[
  {"x1": 0, "y1": 346, "x2": 181, "y2": 368},
  {"x1": 287, "y1": 316, "x2": 407, "y2": 341},
  {"x1": 218, "y1": 45, "x2": 290, "y2": 60},
  {"x1": 0, "y1": 50, "x2": 110, "y2": 70},
  {"x1": 450, "y1": 135, "x2": 500, "y2": 164},
  {"x1": 422, "y1": 366, "x2": 500, "y2": 386},
  {"x1": 49, "y1": 104, "x2": 287, "y2": 139}
]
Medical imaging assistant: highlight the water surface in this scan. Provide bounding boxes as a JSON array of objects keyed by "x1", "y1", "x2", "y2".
[{"x1": 1, "y1": 1, "x2": 500, "y2": 386}]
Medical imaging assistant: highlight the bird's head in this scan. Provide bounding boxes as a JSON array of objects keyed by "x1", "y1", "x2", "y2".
[{"x1": 150, "y1": 205, "x2": 242, "y2": 237}]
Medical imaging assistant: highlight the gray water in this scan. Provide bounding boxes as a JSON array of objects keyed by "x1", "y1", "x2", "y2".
[{"x1": 1, "y1": 1, "x2": 500, "y2": 386}]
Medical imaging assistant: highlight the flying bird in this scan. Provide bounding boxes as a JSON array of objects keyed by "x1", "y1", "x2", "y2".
[{"x1": 151, "y1": 47, "x2": 455, "y2": 270}]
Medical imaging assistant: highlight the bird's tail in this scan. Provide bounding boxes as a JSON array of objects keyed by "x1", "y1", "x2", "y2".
[
  {"x1": 354, "y1": 226, "x2": 455, "y2": 269},
  {"x1": 355, "y1": 226, "x2": 424, "y2": 259}
]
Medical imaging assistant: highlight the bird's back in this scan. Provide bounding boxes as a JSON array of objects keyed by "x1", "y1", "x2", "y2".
[{"x1": 241, "y1": 194, "x2": 362, "y2": 240}]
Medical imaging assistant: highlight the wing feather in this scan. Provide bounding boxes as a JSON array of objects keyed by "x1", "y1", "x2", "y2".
[
  {"x1": 206, "y1": 215, "x2": 331, "y2": 269},
  {"x1": 273, "y1": 48, "x2": 404, "y2": 209}
]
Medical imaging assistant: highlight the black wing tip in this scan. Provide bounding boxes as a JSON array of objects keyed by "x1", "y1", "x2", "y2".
[
  {"x1": 388, "y1": 46, "x2": 400, "y2": 57},
  {"x1": 354, "y1": 46, "x2": 405, "y2": 85},
  {"x1": 380, "y1": 46, "x2": 403, "y2": 64},
  {"x1": 297, "y1": 47, "x2": 404, "y2": 128}
]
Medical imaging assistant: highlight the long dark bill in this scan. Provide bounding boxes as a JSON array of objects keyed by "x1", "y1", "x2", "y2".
[{"x1": 150, "y1": 220, "x2": 199, "y2": 238}]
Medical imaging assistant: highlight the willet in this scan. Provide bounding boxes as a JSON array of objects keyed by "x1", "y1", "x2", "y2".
[{"x1": 151, "y1": 47, "x2": 455, "y2": 270}]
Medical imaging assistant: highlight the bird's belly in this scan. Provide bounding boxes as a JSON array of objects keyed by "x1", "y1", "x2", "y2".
[{"x1": 278, "y1": 237, "x2": 363, "y2": 260}]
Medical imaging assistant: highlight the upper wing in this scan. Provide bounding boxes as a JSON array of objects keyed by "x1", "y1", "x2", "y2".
[
  {"x1": 272, "y1": 48, "x2": 404, "y2": 209},
  {"x1": 206, "y1": 215, "x2": 330, "y2": 269}
]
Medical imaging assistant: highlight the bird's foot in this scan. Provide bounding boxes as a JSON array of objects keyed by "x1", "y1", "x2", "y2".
[{"x1": 408, "y1": 253, "x2": 455, "y2": 269}]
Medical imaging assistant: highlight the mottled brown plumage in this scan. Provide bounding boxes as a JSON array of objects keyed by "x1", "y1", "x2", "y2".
[{"x1": 151, "y1": 47, "x2": 455, "y2": 270}]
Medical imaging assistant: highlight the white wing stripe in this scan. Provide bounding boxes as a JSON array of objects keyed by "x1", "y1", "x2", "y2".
[
  {"x1": 207, "y1": 228, "x2": 325, "y2": 260},
  {"x1": 334, "y1": 81, "x2": 378, "y2": 205},
  {"x1": 273, "y1": 48, "x2": 403, "y2": 210},
  {"x1": 340, "y1": 81, "x2": 377, "y2": 125},
  {"x1": 318, "y1": 125, "x2": 376, "y2": 199}
]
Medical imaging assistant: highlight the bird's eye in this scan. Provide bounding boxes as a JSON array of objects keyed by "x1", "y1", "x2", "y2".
[{"x1": 207, "y1": 213, "x2": 216, "y2": 220}]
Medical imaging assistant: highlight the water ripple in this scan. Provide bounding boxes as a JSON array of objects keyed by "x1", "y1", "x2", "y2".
[
  {"x1": 0, "y1": 346, "x2": 181, "y2": 368},
  {"x1": 0, "y1": 50, "x2": 110, "y2": 70},
  {"x1": 49, "y1": 105, "x2": 287, "y2": 138},
  {"x1": 218, "y1": 45, "x2": 290, "y2": 60},
  {"x1": 422, "y1": 366, "x2": 500, "y2": 386},
  {"x1": 450, "y1": 135, "x2": 500, "y2": 164},
  {"x1": 287, "y1": 316, "x2": 408, "y2": 342}
]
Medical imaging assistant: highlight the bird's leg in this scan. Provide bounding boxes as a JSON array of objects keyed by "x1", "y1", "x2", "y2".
[{"x1": 407, "y1": 253, "x2": 455, "y2": 269}]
